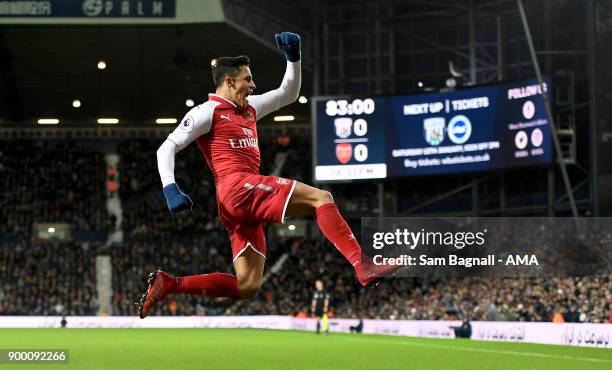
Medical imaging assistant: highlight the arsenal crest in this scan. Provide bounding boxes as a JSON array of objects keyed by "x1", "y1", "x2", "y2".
[
  {"x1": 423, "y1": 117, "x2": 445, "y2": 146},
  {"x1": 336, "y1": 143, "x2": 353, "y2": 164},
  {"x1": 243, "y1": 111, "x2": 254, "y2": 120},
  {"x1": 334, "y1": 118, "x2": 352, "y2": 139}
]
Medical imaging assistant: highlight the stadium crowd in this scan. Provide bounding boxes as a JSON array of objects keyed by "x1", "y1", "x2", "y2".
[
  {"x1": 107, "y1": 237, "x2": 612, "y2": 323},
  {"x1": 0, "y1": 240, "x2": 99, "y2": 316},
  {"x1": 117, "y1": 137, "x2": 282, "y2": 240},
  {"x1": 111, "y1": 236, "x2": 234, "y2": 316},
  {"x1": 118, "y1": 139, "x2": 219, "y2": 240},
  {"x1": 0, "y1": 140, "x2": 109, "y2": 237},
  {"x1": 219, "y1": 239, "x2": 612, "y2": 324},
  {"x1": 0, "y1": 138, "x2": 610, "y2": 324}
]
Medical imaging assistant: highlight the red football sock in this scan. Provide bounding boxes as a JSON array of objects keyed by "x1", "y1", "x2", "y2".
[
  {"x1": 175, "y1": 273, "x2": 240, "y2": 299},
  {"x1": 315, "y1": 203, "x2": 362, "y2": 270}
]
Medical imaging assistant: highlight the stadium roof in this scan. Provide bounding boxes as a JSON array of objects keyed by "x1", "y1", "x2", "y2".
[
  {"x1": 0, "y1": 0, "x2": 533, "y2": 128},
  {"x1": 0, "y1": 22, "x2": 311, "y2": 127}
]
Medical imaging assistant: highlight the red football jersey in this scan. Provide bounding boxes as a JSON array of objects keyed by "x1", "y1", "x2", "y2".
[
  {"x1": 196, "y1": 94, "x2": 261, "y2": 182},
  {"x1": 168, "y1": 93, "x2": 276, "y2": 184},
  {"x1": 160, "y1": 62, "x2": 301, "y2": 187}
]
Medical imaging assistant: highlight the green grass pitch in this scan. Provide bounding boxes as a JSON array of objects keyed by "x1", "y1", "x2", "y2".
[{"x1": 0, "y1": 328, "x2": 610, "y2": 370}]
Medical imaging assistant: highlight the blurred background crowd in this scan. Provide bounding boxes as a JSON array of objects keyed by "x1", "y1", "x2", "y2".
[{"x1": 0, "y1": 139, "x2": 610, "y2": 323}]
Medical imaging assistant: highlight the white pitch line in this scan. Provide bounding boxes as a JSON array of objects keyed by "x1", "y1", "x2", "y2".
[{"x1": 338, "y1": 336, "x2": 612, "y2": 364}]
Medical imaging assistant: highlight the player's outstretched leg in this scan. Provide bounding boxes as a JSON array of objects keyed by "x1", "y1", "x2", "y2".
[
  {"x1": 233, "y1": 247, "x2": 265, "y2": 299},
  {"x1": 137, "y1": 270, "x2": 240, "y2": 318},
  {"x1": 286, "y1": 182, "x2": 399, "y2": 287}
]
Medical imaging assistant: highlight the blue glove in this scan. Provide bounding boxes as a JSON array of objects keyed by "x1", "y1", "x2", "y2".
[
  {"x1": 275, "y1": 32, "x2": 301, "y2": 62},
  {"x1": 163, "y1": 183, "x2": 193, "y2": 213}
]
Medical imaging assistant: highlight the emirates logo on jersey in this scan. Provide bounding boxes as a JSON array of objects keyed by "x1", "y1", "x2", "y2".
[
  {"x1": 228, "y1": 128, "x2": 258, "y2": 149},
  {"x1": 229, "y1": 137, "x2": 258, "y2": 149},
  {"x1": 336, "y1": 143, "x2": 352, "y2": 164}
]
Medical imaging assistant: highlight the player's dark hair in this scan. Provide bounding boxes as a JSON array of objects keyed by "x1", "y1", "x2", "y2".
[{"x1": 210, "y1": 55, "x2": 250, "y2": 88}]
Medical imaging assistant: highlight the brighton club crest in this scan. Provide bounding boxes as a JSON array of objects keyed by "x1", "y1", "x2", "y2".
[
  {"x1": 335, "y1": 143, "x2": 353, "y2": 164},
  {"x1": 334, "y1": 118, "x2": 352, "y2": 139},
  {"x1": 423, "y1": 117, "x2": 445, "y2": 146}
]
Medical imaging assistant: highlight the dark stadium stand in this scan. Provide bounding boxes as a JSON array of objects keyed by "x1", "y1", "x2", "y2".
[
  {"x1": 0, "y1": 240, "x2": 99, "y2": 316},
  {"x1": 118, "y1": 139, "x2": 219, "y2": 240},
  {"x1": 0, "y1": 140, "x2": 110, "y2": 238},
  {"x1": 0, "y1": 139, "x2": 609, "y2": 324},
  {"x1": 111, "y1": 237, "x2": 612, "y2": 323}
]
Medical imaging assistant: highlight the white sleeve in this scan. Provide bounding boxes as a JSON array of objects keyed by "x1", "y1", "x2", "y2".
[
  {"x1": 167, "y1": 102, "x2": 215, "y2": 150},
  {"x1": 157, "y1": 140, "x2": 178, "y2": 187},
  {"x1": 249, "y1": 61, "x2": 301, "y2": 120},
  {"x1": 157, "y1": 102, "x2": 216, "y2": 187}
]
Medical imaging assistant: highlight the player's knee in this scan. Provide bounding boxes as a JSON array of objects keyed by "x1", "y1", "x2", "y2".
[
  {"x1": 314, "y1": 190, "x2": 334, "y2": 207},
  {"x1": 237, "y1": 280, "x2": 261, "y2": 299}
]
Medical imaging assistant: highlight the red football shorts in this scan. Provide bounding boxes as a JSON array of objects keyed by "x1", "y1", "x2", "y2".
[{"x1": 216, "y1": 173, "x2": 297, "y2": 261}]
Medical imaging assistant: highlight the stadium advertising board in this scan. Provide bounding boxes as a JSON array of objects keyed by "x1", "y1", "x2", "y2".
[
  {"x1": 4, "y1": 316, "x2": 609, "y2": 349},
  {"x1": 0, "y1": 0, "x2": 176, "y2": 17},
  {"x1": 313, "y1": 76, "x2": 553, "y2": 181}
]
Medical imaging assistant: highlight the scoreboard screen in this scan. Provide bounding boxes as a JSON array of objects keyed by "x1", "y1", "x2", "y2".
[{"x1": 313, "y1": 76, "x2": 553, "y2": 182}]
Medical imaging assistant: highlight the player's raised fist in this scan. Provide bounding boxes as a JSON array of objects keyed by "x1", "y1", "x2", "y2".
[
  {"x1": 275, "y1": 32, "x2": 301, "y2": 62},
  {"x1": 163, "y1": 183, "x2": 193, "y2": 213}
]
